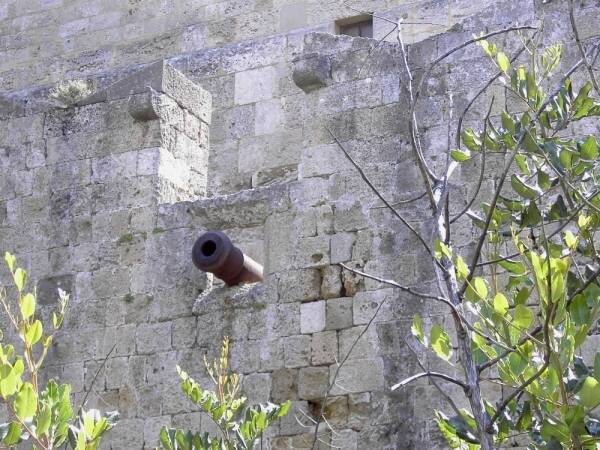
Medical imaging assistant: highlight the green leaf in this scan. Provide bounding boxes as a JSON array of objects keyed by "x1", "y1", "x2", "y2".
[
  {"x1": 498, "y1": 259, "x2": 527, "y2": 275},
  {"x1": 430, "y1": 325, "x2": 452, "y2": 361},
  {"x1": 493, "y1": 293, "x2": 509, "y2": 315},
  {"x1": 549, "y1": 195, "x2": 569, "y2": 220},
  {"x1": 508, "y1": 352, "x2": 527, "y2": 376},
  {"x1": 52, "y1": 312, "x2": 64, "y2": 329},
  {"x1": 541, "y1": 43, "x2": 562, "y2": 76},
  {"x1": 497, "y1": 52, "x2": 510, "y2": 72},
  {"x1": 13, "y1": 268, "x2": 26, "y2": 292},
  {"x1": 278, "y1": 400, "x2": 291, "y2": 417},
  {"x1": 20, "y1": 294, "x2": 35, "y2": 321},
  {"x1": 466, "y1": 277, "x2": 488, "y2": 302},
  {"x1": 515, "y1": 154, "x2": 530, "y2": 175},
  {"x1": 455, "y1": 256, "x2": 469, "y2": 280},
  {"x1": 25, "y1": 320, "x2": 43, "y2": 346},
  {"x1": 14, "y1": 383, "x2": 37, "y2": 420},
  {"x1": 36, "y1": 405, "x2": 51, "y2": 436},
  {"x1": 570, "y1": 294, "x2": 590, "y2": 326},
  {"x1": 595, "y1": 353, "x2": 600, "y2": 383},
  {"x1": 434, "y1": 240, "x2": 452, "y2": 261},
  {"x1": 515, "y1": 287, "x2": 530, "y2": 305},
  {"x1": 0, "y1": 364, "x2": 18, "y2": 398},
  {"x1": 511, "y1": 174, "x2": 541, "y2": 199},
  {"x1": 521, "y1": 201, "x2": 542, "y2": 227},
  {"x1": 462, "y1": 129, "x2": 481, "y2": 152},
  {"x1": 4, "y1": 253, "x2": 15, "y2": 273},
  {"x1": 501, "y1": 111, "x2": 516, "y2": 133},
  {"x1": 513, "y1": 304, "x2": 534, "y2": 330},
  {"x1": 579, "y1": 376, "x2": 600, "y2": 408},
  {"x1": 411, "y1": 314, "x2": 427, "y2": 346},
  {"x1": 450, "y1": 149, "x2": 472, "y2": 162},
  {"x1": 580, "y1": 136, "x2": 599, "y2": 160},
  {"x1": 564, "y1": 230, "x2": 578, "y2": 251},
  {"x1": 3, "y1": 422, "x2": 21, "y2": 445}
]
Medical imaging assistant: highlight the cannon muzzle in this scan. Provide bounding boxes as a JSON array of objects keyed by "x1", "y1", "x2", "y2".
[{"x1": 192, "y1": 231, "x2": 264, "y2": 286}]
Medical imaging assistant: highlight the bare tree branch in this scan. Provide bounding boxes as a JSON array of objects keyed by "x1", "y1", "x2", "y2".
[
  {"x1": 404, "y1": 338, "x2": 464, "y2": 417},
  {"x1": 326, "y1": 126, "x2": 438, "y2": 263},
  {"x1": 569, "y1": 0, "x2": 600, "y2": 96},
  {"x1": 391, "y1": 371, "x2": 468, "y2": 391},
  {"x1": 413, "y1": 26, "x2": 538, "y2": 109},
  {"x1": 339, "y1": 263, "x2": 448, "y2": 303},
  {"x1": 450, "y1": 98, "x2": 494, "y2": 224},
  {"x1": 396, "y1": 19, "x2": 438, "y2": 206}
]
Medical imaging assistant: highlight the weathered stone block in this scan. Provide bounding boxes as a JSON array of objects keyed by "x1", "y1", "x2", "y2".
[
  {"x1": 280, "y1": 3, "x2": 307, "y2": 32},
  {"x1": 311, "y1": 331, "x2": 337, "y2": 365},
  {"x1": 271, "y1": 368, "x2": 299, "y2": 403},
  {"x1": 234, "y1": 66, "x2": 277, "y2": 105},
  {"x1": 283, "y1": 335, "x2": 311, "y2": 368},
  {"x1": 300, "y1": 301, "x2": 326, "y2": 334},
  {"x1": 243, "y1": 372, "x2": 272, "y2": 404},
  {"x1": 338, "y1": 326, "x2": 379, "y2": 362},
  {"x1": 295, "y1": 235, "x2": 330, "y2": 269},
  {"x1": 325, "y1": 297, "x2": 353, "y2": 330},
  {"x1": 259, "y1": 338, "x2": 285, "y2": 371},
  {"x1": 278, "y1": 269, "x2": 321, "y2": 303},
  {"x1": 136, "y1": 322, "x2": 172, "y2": 354},
  {"x1": 105, "y1": 356, "x2": 129, "y2": 390},
  {"x1": 255, "y1": 98, "x2": 283, "y2": 135},
  {"x1": 329, "y1": 358, "x2": 384, "y2": 395},
  {"x1": 353, "y1": 289, "x2": 395, "y2": 325},
  {"x1": 298, "y1": 366, "x2": 329, "y2": 400},
  {"x1": 172, "y1": 316, "x2": 197, "y2": 349},
  {"x1": 320, "y1": 265, "x2": 342, "y2": 299}
]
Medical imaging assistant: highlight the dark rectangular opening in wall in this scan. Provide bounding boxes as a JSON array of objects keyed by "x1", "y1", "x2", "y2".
[{"x1": 336, "y1": 14, "x2": 373, "y2": 38}]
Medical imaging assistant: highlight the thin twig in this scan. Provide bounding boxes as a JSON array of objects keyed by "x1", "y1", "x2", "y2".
[
  {"x1": 309, "y1": 275, "x2": 389, "y2": 450},
  {"x1": 451, "y1": 98, "x2": 494, "y2": 224},
  {"x1": 327, "y1": 126, "x2": 438, "y2": 263},
  {"x1": 404, "y1": 338, "x2": 464, "y2": 417},
  {"x1": 392, "y1": 371, "x2": 468, "y2": 391},
  {"x1": 413, "y1": 26, "x2": 538, "y2": 108},
  {"x1": 78, "y1": 343, "x2": 116, "y2": 415},
  {"x1": 569, "y1": 0, "x2": 600, "y2": 96},
  {"x1": 370, "y1": 191, "x2": 427, "y2": 209},
  {"x1": 461, "y1": 54, "x2": 589, "y2": 295},
  {"x1": 451, "y1": 42, "x2": 533, "y2": 224},
  {"x1": 341, "y1": 263, "x2": 511, "y2": 351},
  {"x1": 340, "y1": 263, "x2": 447, "y2": 302},
  {"x1": 397, "y1": 18, "x2": 438, "y2": 206}
]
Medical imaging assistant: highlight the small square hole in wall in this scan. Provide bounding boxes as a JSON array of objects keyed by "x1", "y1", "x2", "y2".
[{"x1": 336, "y1": 14, "x2": 373, "y2": 38}]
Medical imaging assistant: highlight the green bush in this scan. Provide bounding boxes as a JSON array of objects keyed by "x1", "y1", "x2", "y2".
[
  {"x1": 0, "y1": 252, "x2": 117, "y2": 449},
  {"x1": 158, "y1": 337, "x2": 290, "y2": 450}
]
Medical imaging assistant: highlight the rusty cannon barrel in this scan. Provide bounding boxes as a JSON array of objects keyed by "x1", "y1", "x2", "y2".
[{"x1": 192, "y1": 231, "x2": 264, "y2": 286}]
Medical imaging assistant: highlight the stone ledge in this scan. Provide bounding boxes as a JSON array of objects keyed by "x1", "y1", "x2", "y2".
[
  {"x1": 77, "y1": 61, "x2": 212, "y2": 124},
  {"x1": 192, "y1": 282, "x2": 266, "y2": 315}
]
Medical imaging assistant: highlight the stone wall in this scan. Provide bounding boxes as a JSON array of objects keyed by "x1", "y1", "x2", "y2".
[
  {"x1": 0, "y1": 0, "x2": 498, "y2": 92},
  {"x1": 2, "y1": 0, "x2": 600, "y2": 449}
]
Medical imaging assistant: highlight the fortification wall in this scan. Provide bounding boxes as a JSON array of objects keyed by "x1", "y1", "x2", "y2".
[
  {"x1": 1, "y1": 0, "x2": 600, "y2": 449},
  {"x1": 0, "y1": 0, "x2": 499, "y2": 92}
]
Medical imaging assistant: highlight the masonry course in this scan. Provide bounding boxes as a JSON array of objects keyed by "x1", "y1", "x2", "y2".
[{"x1": 1, "y1": 0, "x2": 599, "y2": 449}]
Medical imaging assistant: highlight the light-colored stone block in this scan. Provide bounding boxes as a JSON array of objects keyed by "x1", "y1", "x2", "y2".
[
  {"x1": 255, "y1": 99, "x2": 283, "y2": 135},
  {"x1": 301, "y1": 301, "x2": 326, "y2": 333},
  {"x1": 329, "y1": 358, "x2": 385, "y2": 395},
  {"x1": 312, "y1": 331, "x2": 337, "y2": 365},
  {"x1": 280, "y1": 3, "x2": 307, "y2": 31},
  {"x1": 234, "y1": 66, "x2": 277, "y2": 105}
]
